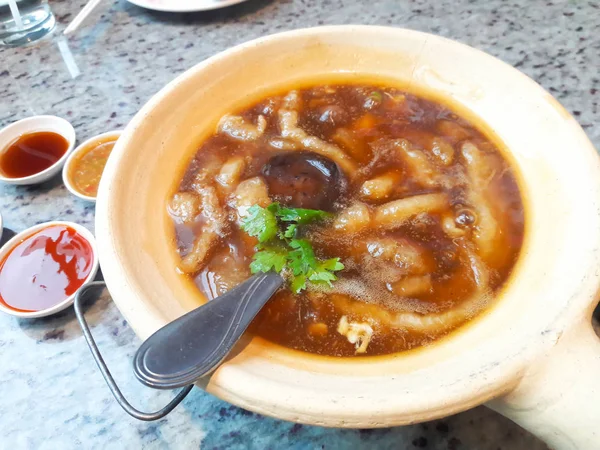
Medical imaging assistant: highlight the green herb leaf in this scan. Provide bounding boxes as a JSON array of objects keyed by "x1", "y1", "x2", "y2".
[
  {"x1": 290, "y1": 274, "x2": 307, "y2": 293},
  {"x1": 249, "y1": 247, "x2": 288, "y2": 274},
  {"x1": 308, "y1": 270, "x2": 338, "y2": 286},
  {"x1": 288, "y1": 239, "x2": 318, "y2": 276},
  {"x1": 267, "y1": 202, "x2": 282, "y2": 214},
  {"x1": 283, "y1": 224, "x2": 297, "y2": 238},
  {"x1": 308, "y1": 258, "x2": 345, "y2": 287},
  {"x1": 240, "y1": 203, "x2": 344, "y2": 292},
  {"x1": 241, "y1": 204, "x2": 278, "y2": 243},
  {"x1": 277, "y1": 207, "x2": 332, "y2": 224},
  {"x1": 318, "y1": 257, "x2": 345, "y2": 272}
]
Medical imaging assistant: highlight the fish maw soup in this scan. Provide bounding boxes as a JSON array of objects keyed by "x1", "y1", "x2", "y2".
[{"x1": 168, "y1": 84, "x2": 525, "y2": 357}]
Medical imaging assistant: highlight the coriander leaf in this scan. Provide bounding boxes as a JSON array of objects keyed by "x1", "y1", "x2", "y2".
[
  {"x1": 319, "y1": 257, "x2": 345, "y2": 272},
  {"x1": 283, "y1": 224, "x2": 297, "y2": 238},
  {"x1": 267, "y1": 202, "x2": 282, "y2": 214},
  {"x1": 290, "y1": 274, "x2": 307, "y2": 293},
  {"x1": 250, "y1": 247, "x2": 288, "y2": 274},
  {"x1": 288, "y1": 239, "x2": 317, "y2": 276},
  {"x1": 278, "y1": 223, "x2": 298, "y2": 240},
  {"x1": 308, "y1": 270, "x2": 337, "y2": 286},
  {"x1": 308, "y1": 258, "x2": 345, "y2": 287},
  {"x1": 240, "y1": 203, "x2": 344, "y2": 292},
  {"x1": 241, "y1": 204, "x2": 278, "y2": 243},
  {"x1": 277, "y1": 207, "x2": 332, "y2": 224}
]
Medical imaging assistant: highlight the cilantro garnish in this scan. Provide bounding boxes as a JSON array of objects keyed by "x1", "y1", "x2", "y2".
[
  {"x1": 241, "y1": 203, "x2": 344, "y2": 293},
  {"x1": 277, "y1": 207, "x2": 332, "y2": 224},
  {"x1": 288, "y1": 239, "x2": 317, "y2": 276},
  {"x1": 241, "y1": 204, "x2": 278, "y2": 243},
  {"x1": 283, "y1": 224, "x2": 297, "y2": 238},
  {"x1": 249, "y1": 244, "x2": 288, "y2": 273}
]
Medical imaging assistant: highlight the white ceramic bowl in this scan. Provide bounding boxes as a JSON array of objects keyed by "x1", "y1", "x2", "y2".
[
  {"x1": 96, "y1": 27, "x2": 600, "y2": 450},
  {"x1": 0, "y1": 116, "x2": 76, "y2": 185},
  {"x1": 0, "y1": 221, "x2": 99, "y2": 318},
  {"x1": 62, "y1": 130, "x2": 122, "y2": 202}
]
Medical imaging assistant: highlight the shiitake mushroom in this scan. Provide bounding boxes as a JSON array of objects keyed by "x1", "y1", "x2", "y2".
[{"x1": 262, "y1": 151, "x2": 346, "y2": 211}]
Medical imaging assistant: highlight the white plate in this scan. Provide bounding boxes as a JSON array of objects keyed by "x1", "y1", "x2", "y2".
[{"x1": 126, "y1": 0, "x2": 250, "y2": 12}]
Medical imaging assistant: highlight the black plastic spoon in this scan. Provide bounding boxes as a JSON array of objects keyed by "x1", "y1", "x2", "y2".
[{"x1": 133, "y1": 272, "x2": 284, "y2": 389}]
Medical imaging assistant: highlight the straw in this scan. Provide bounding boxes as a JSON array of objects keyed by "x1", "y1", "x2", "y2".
[
  {"x1": 8, "y1": 0, "x2": 23, "y2": 30},
  {"x1": 63, "y1": 0, "x2": 103, "y2": 36}
]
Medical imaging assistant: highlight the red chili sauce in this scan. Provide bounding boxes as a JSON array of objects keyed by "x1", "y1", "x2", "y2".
[{"x1": 0, "y1": 225, "x2": 94, "y2": 312}]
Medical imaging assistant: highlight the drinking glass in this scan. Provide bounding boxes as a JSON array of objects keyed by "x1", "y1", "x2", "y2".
[{"x1": 0, "y1": 0, "x2": 55, "y2": 46}]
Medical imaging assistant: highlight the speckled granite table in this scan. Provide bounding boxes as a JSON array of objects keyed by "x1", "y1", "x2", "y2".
[{"x1": 0, "y1": 0, "x2": 598, "y2": 448}]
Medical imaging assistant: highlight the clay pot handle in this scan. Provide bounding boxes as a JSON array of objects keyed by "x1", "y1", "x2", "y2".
[{"x1": 489, "y1": 317, "x2": 600, "y2": 450}]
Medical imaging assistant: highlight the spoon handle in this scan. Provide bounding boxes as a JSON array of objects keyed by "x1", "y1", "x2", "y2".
[{"x1": 133, "y1": 272, "x2": 284, "y2": 389}]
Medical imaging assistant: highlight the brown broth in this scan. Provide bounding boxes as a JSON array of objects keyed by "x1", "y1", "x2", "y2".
[
  {"x1": 0, "y1": 131, "x2": 68, "y2": 178},
  {"x1": 169, "y1": 84, "x2": 525, "y2": 357}
]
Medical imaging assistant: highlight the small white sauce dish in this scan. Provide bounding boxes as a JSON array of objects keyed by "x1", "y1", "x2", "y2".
[
  {"x1": 62, "y1": 130, "x2": 122, "y2": 203},
  {"x1": 0, "y1": 221, "x2": 99, "y2": 318},
  {"x1": 0, "y1": 115, "x2": 76, "y2": 186}
]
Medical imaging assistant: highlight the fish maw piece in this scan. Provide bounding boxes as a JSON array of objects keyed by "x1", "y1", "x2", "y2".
[
  {"x1": 230, "y1": 176, "x2": 271, "y2": 222},
  {"x1": 197, "y1": 186, "x2": 227, "y2": 226},
  {"x1": 179, "y1": 228, "x2": 220, "y2": 274},
  {"x1": 191, "y1": 154, "x2": 224, "y2": 193},
  {"x1": 330, "y1": 242, "x2": 490, "y2": 334},
  {"x1": 178, "y1": 186, "x2": 227, "y2": 274},
  {"x1": 365, "y1": 238, "x2": 431, "y2": 274},
  {"x1": 278, "y1": 91, "x2": 358, "y2": 176},
  {"x1": 394, "y1": 139, "x2": 439, "y2": 188},
  {"x1": 360, "y1": 172, "x2": 400, "y2": 202},
  {"x1": 269, "y1": 137, "x2": 299, "y2": 151},
  {"x1": 282, "y1": 90, "x2": 301, "y2": 109},
  {"x1": 374, "y1": 193, "x2": 447, "y2": 229},
  {"x1": 169, "y1": 192, "x2": 201, "y2": 224},
  {"x1": 199, "y1": 245, "x2": 252, "y2": 298},
  {"x1": 333, "y1": 202, "x2": 371, "y2": 233},
  {"x1": 216, "y1": 156, "x2": 246, "y2": 190},
  {"x1": 218, "y1": 114, "x2": 267, "y2": 141},
  {"x1": 430, "y1": 137, "x2": 455, "y2": 166},
  {"x1": 441, "y1": 214, "x2": 467, "y2": 238},
  {"x1": 461, "y1": 142, "x2": 499, "y2": 259},
  {"x1": 386, "y1": 275, "x2": 433, "y2": 297}
]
